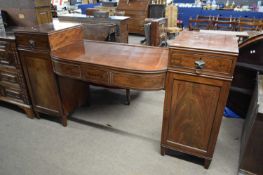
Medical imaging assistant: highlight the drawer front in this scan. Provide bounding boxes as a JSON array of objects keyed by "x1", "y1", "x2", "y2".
[
  {"x1": 0, "y1": 52, "x2": 16, "y2": 67},
  {"x1": 81, "y1": 65, "x2": 109, "y2": 85},
  {"x1": 15, "y1": 34, "x2": 50, "y2": 50},
  {"x1": 169, "y1": 50, "x2": 234, "y2": 76},
  {"x1": 0, "y1": 40, "x2": 10, "y2": 52},
  {"x1": 0, "y1": 71, "x2": 19, "y2": 84},
  {"x1": 5, "y1": 88, "x2": 22, "y2": 101},
  {"x1": 52, "y1": 60, "x2": 81, "y2": 79},
  {"x1": 0, "y1": 85, "x2": 22, "y2": 102}
]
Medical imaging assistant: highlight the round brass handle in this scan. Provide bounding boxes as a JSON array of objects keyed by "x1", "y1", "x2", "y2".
[
  {"x1": 29, "y1": 40, "x2": 36, "y2": 48},
  {"x1": 195, "y1": 59, "x2": 205, "y2": 69}
]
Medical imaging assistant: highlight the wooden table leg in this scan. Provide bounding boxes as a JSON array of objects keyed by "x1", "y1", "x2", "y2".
[{"x1": 125, "y1": 89, "x2": 131, "y2": 105}]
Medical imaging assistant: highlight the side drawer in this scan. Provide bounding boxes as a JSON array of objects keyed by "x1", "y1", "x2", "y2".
[
  {"x1": 0, "y1": 85, "x2": 23, "y2": 102},
  {"x1": 0, "y1": 71, "x2": 19, "y2": 84},
  {"x1": 15, "y1": 33, "x2": 50, "y2": 50},
  {"x1": 169, "y1": 50, "x2": 235, "y2": 76},
  {"x1": 5, "y1": 88, "x2": 23, "y2": 101},
  {"x1": 0, "y1": 40, "x2": 10, "y2": 52},
  {"x1": 0, "y1": 52, "x2": 16, "y2": 67},
  {"x1": 81, "y1": 65, "x2": 109, "y2": 85}
]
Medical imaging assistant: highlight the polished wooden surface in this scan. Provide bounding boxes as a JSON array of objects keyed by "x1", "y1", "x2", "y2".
[
  {"x1": 162, "y1": 31, "x2": 238, "y2": 169},
  {"x1": 52, "y1": 40, "x2": 168, "y2": 90},
  {"x1": 0, "y1": 29, "x2": 33, "y2": 118},
  {"x1": 15, "y1": 22, "x2": 88, "y2": 126},
  {"x1": 168, "y1": 31, "x2": 238, "y2": 54}
]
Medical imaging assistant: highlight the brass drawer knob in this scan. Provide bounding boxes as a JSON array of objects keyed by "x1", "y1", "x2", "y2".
[
  {"x1": 195, "y1": 59, "x2": 205, "y2": 69},
  {"x1": 29, "y1": 40, "x2": 36, "y2": 48}
]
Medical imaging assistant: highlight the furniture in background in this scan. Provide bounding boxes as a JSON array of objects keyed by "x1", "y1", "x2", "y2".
[
  {"x1": 148, "y1": 4, "x2": 166, "y2": 18},
  {"x1": 14, "y1": 23, "x2": 89, "y2": 126},
  {"x1": 177, "y1": 7, "x2": 263, "y2": 28},
  {"x1": 117, "y1": 0, "x2": 150, "y2": 35},
  {"x1": 227, "y1": 34, "x2": 263, "y2": 118},
  {"x1": 165, "y1": 4, "x2": 181, "y2": 38},
  {"x1": 189, "y1": 15, "x2": 263, "y2": 32},
  {"x1": 239, "y1": 74, "x2": 263, "y2": 175},
  {"x1": 0, "y1": 29, "x2": 33, "y2": 118},
  {"x1": 82, "y1": 23, "x2": 116, "y2": 41},
  {"x1": 161, "y1": 31, "x2": 238, "y2": 169},
  {"x1": 144, "y1": 18, "x2": 167, "y2": 46},
  {"x1": 58, "y1": 14, "x2": 130, "y2": 43},
  {"x1": 0, "y1": 0, "x2": 52, "y2": 26}
]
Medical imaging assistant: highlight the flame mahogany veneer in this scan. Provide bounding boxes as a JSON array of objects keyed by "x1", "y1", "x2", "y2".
[{"x1": 13, "y1": 22, "x2": 238, "y2": 169}]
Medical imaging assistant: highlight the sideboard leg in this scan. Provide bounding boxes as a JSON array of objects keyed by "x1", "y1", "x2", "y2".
[
  {"x1": 22, "y1": 107, "x2": 34, "y2": 119},
  {"x1": 125, "y1": 89, "x2": 131, "y2": 105},
  {"x1": 161, "y1": 146, "x2": 166, "y2": 156},
  {"x1": 204, "y1": 159, "x2": 212, "y2": 169},
  {"x1": 61, "y1": 115, "x2": 68, "y2": 127}
]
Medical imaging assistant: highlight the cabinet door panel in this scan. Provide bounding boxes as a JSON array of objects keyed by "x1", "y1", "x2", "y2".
[
  {"x1": 22, "y1": 53, "x2": 60, "y2": 112},
  {"x1": 166, "y1": 75, "x2": 220, "y2": 152}
]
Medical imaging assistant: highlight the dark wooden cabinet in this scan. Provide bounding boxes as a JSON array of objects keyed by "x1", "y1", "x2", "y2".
[
  {"x1": 15, "y1": 23, "x2": 89, "y2": 126},
  {"x1": 0, "y1": 32, "x2": 33, "y2": 117},
  {"x1": 239, "y1": 74, "x2": 263, "y2": 175},
  {"x1": 227, "y1": 34, "x2": 263, "y2": 118},
  {"x1": 117, "y1": 0, "x2": 150, "y2": 35},
  {"x1": 161, "y1": 31, "x2": 238, "y2": 168}
]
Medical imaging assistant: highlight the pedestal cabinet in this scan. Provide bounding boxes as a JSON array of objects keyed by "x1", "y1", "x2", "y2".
[
  {"x1": 161, "y1": 31, "x2": 238, "y2": 168},
  {"x1": 0, "y1": 32, "x2": 33, "y2": 117},
  {"x1": 14, "y1": 23, "x2": 89, "y2": 126}
]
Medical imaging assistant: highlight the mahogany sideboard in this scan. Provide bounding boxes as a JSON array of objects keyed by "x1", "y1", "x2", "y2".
[
  {"x1": 0, "y1": 29, "x2": 33, "y2": 117},
  {"x1": 14, "y1": 23, "x2": 89, "y2": 126},
  {"x1": 162, "y1": 31, "x2": 238, "y2": 168},
  {"x1": 0, "y1": 21, "x2": 239, "y2": 169},
  {"x1": 58, "y1": 14, "x2": 130, "y2": 43}
]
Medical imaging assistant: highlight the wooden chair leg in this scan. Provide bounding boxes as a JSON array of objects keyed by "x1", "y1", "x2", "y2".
[{"x1": 125, "y1": 89, "x2": 130, "y2": 105}]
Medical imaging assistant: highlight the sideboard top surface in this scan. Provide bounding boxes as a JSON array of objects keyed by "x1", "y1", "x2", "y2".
[
  {"x1": 168, "y1": 31, "x2": 239, "y2": 55},
  {"x1": 52, "y1": 40, "x2": 168, "y2": 73},
  {"x1": 13, "y1": 21, "x2": 81, "y2": 35}
]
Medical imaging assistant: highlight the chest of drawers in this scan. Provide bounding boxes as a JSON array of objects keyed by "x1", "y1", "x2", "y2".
[
  {"x1": 161, "y1": 31, "x2": 238, "y2": 168},
  {"x1": 0, "y1": 33, "x2": 33, "y2": 118}
]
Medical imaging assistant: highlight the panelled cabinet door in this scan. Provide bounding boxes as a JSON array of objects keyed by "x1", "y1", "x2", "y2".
[
  {"x1": 163, "y1": 72, "x2": 225, "y2": 156},
  {"x1": 20, "y1": 51, "x2": 60, "y2": 114}
]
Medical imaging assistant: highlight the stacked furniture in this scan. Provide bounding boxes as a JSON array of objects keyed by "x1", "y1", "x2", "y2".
[
  {"x1": 177, "y1": 7, "x2": 263, "y2": 27},
  {"x1": 58, "y1": 14, "x2": 130, "y2": 43},
  {"x1": 0, "y1": 0, "x2": 52, "y2": 26},
  {"x1": 117, "y1": 0, "x2": 150, "y2": 35},
  {"x1": 189, "y1": 15, "x2": 263, "y2": 31},
  {"x1": 0, "y1": 29, "x2": 33, "y2": 118},
  {"x1": 144, "y1": 18, "x2": 167, "y2": 46}
]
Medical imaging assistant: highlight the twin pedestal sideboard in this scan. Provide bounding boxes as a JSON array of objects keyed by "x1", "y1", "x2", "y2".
[{"x1": 0, "y1": 22, "x2": 238, "y2": 169}]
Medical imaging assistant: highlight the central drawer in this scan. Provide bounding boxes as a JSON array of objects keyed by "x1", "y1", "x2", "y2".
[
  {"x1": 81, "y1": 65, "x2": 110, "y2": 85},
  {"x1": 169, "y1": 49, "x2": 235, "y2": 76}
]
